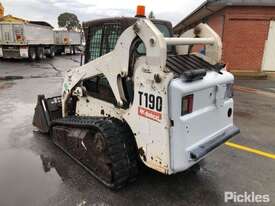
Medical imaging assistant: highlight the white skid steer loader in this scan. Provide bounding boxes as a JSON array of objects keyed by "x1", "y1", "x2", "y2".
[{"x1": 33, "y1": 6, "x2": 240, "y2": 189}]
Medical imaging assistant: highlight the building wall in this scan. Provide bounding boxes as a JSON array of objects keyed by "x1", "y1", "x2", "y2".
[
  {"x1": 207, "y1": 10, "x2": 225, "y2": 40},
  {"x1": 207, "y1": 6, "x2": 275, "y2": 72}
]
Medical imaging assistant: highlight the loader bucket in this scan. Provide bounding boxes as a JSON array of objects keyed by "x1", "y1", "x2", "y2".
[{"x1": 33, "y1": 95, "x2": 62, "y2": 133}]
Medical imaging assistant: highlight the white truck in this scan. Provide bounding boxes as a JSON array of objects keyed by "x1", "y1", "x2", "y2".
[
  {"x1": 54, "y1": 30, "x2": 81, "y2": 55},
  {"x1": 0, "y1": 21, "x2": 82, "y2": 60},
  {"x1": 0, "y1": 21, "x2": 55, "y2": 60}
]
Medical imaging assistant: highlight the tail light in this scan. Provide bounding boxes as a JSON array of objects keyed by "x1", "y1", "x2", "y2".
[
  {"x1": 181, "y1": 95, "x2": 193, "y2": 115},
  {"x1": 16, "y1": 34, "x2": 22, "y2": 41}
]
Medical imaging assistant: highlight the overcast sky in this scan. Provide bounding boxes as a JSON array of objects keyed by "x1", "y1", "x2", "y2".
[{"x1": 1, "y1": 0, "x2": 205, "y2": 28}]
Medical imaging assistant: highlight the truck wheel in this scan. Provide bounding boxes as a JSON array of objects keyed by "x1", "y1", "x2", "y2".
[
  {"x1": 73, "y1": 46, "x2": 76, "y2": 55},
  {"x1": 36, "y1": 47, "x2": 44, "y2": 60},
  {"x1": 49, "y1": 47, "x2": 55, "y2": 58},
  {"x1": 29, "y1": 47, "x2": 36, "y2": 61},
  {"x1": 70, "y1": 47, "x2": 74, "y2": 55}
]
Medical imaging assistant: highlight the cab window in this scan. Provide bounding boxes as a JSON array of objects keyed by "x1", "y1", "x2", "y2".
[
  {"x1": 87, "y1": 23, "x2": 122, "y2": 62},
  {"x1": 89, "y1": 27, "x2": 103, "y2": 60},
  {"x1": 155, "y1": 23, "x2": 172, "y2": 38},
  {"x1": 135, "y1": 23, "x2": 174, "y2": 55},
  {"x1": 83, "y1": 74, "x2": 116, "y2": 104}
]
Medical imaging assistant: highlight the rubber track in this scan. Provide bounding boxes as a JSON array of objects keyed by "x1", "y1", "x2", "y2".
[{"x1": 51, "y1": 116, "x2": 139, "y2": 189}]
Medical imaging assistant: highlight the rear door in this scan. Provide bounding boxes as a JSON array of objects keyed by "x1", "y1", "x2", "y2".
[
  {"x1": 167, "y1": 55, "x2": 235, "y2": 172},
  {"x1": 1, "y1": 24, "x2": 15, "y2": 44}
]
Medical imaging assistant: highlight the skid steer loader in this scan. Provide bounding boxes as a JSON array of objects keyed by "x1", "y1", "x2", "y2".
[{"x1": 33, "y1": 6, "x2": 240, "y2": 189}]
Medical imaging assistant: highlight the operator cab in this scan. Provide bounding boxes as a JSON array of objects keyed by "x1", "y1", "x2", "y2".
[
  {"x1": 83, "y1": 17, "x2": 174, "y2": 64},
  {"x1": 82, "y1": 17, "x2": 175, "y2": 107}
]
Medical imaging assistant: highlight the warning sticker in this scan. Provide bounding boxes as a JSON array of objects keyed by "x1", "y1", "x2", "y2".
[{"x1": 138, "y1": 107, "x2": 162, "y2": 122}]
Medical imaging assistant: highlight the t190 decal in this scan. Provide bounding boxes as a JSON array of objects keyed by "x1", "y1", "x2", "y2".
[
  {"x1": 138, "y1": 91, "x2": 162, "y2": 112},
  {"x1": 138, "y1": 91, "x2": 163, "y2": 122}
]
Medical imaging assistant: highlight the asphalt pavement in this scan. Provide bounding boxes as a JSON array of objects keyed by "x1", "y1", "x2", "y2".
[{"x1": 0, "y1": 56, "x2": 275, "y2": 206}]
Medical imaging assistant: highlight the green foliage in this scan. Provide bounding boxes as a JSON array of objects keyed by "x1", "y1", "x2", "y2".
[{"x1": 58, "y1": 12, "x2": 81, "y2": 31}]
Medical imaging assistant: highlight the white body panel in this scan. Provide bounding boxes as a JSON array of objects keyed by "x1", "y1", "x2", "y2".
[
  {"x1": 54, "y1": 31, "x2": 81, "y2": 45},
  {"x1": 169, "y1": 71, "x2": 234, "y2": 172}
]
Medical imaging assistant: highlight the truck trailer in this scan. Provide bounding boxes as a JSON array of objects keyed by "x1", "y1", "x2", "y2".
[
  {"x1": 0, "y1": 20, "x2": 55, "y2": 60},
  {"x1": 54, "y1": 30, "x2": 81, "y2": 55},
  {"x1": 0, "y1": 16, "x2": 82, "y2": 60}
]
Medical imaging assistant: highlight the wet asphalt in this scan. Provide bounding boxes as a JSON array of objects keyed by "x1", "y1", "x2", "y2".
[{"x1": 0, "y1": 56, "x2": 275, "y2": 206}]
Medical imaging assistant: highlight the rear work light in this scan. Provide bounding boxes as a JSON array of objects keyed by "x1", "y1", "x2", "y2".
[{"x1": 181, "y1": 95, "x2": 193, "y2": 115}]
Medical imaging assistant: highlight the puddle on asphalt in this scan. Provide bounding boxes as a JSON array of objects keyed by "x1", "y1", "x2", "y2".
[
  {"x1": 0, "y1": 88, "x2": 68, "y2": 205},
  {"x1": 0, "y1": 149, "x2": 62, "y2": 206},
  {"x1": 0, "y1": 58, "x2": 98, "y2": 205}
]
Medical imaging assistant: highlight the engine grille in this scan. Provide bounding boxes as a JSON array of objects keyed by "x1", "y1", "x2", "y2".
[{"x1": 166, "y1": 54, "x2": 217, "y2": 74}]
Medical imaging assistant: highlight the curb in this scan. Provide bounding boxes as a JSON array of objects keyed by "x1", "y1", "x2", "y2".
[
  {"x1": 234, "y1": 85, "x2": 275, "y2": 98},
  {"x1": 232, "y1": 72, "x2": 268, "y2": 80},
  {"x1": 0, "y1": 75, "x2": 62, "y2": 81},
  {"x1": 0, "y1": 76, "x2": 24, "y2": 80}
]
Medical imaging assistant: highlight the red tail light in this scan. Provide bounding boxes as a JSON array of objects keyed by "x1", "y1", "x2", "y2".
[
  {"x1": 181, "y1": 95, "x2": 193, "y2": 115},
  {"x1": 16, "y1": 34, "x2": 22, "y2": 41}
]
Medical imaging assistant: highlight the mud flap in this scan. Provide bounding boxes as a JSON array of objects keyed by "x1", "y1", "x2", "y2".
[{"x1": 32, "y1": 95, "x2": 62, "y2": 133}]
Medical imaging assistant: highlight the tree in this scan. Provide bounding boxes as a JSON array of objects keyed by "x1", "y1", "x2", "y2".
[
  {"x1": 58, "y1": 12, "x2": 81, "y2": 31},
  {"x1": 149, "y1": 11, "x2": 155, "y2": 19}
]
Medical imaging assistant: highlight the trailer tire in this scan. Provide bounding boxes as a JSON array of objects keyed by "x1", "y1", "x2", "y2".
[
  {"x1": 73, "y1": 46, "x2": 76, "y2": 55},
  {"x1": 36, "y1": 47, "x2": 44, "y2": 60},
  {"x1": 49, "y1": 47, "x2": 55, "y2": 58},
  {"x1": 70, "y1": 46, "x2": 74, "y2": 55},
  {"x1": 29, "y1": 47, "x2": 37, "y2": 61}
]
